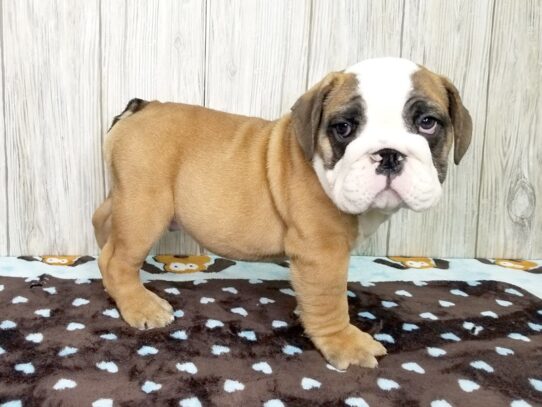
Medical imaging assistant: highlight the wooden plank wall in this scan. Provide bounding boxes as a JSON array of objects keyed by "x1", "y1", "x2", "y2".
[{"x1": 0, "y1": 0, "x2": 540, "y2": 259}]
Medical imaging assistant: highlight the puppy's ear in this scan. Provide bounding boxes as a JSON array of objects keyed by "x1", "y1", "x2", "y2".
[
  {"x1": 291, "y1": 73, "x2": 338, "y2": 160},
  {"x1": 441, "y1": 77, "x2": 473, "y2": 165}
]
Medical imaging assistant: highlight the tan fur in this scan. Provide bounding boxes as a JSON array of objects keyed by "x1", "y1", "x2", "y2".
[{"x1": 93, "y1": 72, "x2": 391, "y2": 368}]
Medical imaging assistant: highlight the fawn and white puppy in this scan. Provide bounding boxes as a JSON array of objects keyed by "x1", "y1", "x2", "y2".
[{"x1": 93, "y1": 57, "x2": 472, "y2": 369}]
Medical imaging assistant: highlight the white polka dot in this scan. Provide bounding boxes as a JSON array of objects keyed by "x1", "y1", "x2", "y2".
[
  {"x1": 458, "y1": 379, "x2": 480, "y2": 392},
  {"x1": 137, "y1": 346, "x2": 158, "y2": 356},
  {"x1": 222, "y1": 287, "x2": 238, "y2": 294},
  {"x1": 413, "y1": 281, "x2": 427, "y2": 286},
  {"x1": 361, "y1": 281, "x2": 375, "y2": 287},
  {"x1": 238, "y1": 330, "x2": 256, "y2": 341},
  {"x1": 14, "y1": 362, "x2": 35, "y2": 374},
  {"x1": 374, "y1": 333, "x2": 394, "y2": 344},
  {"x1": 0, "y1": 284, "x2": 3, "y2": 292},
  {"x1": 347, "y1": 290, "x2": 356, "y2": 298},
  {"x1": 450, "y1": 289, "x2": 468, "y2": 297},
  {"x1": 431, "y1": 400, "x2": 452, "y2": 407},
  {"x1": 224, "y1": 379, "x2": 245, "y2": 393},
  {"x1": 205, "y1": 319, "x2": 224, "y2": 329},
  {"x1": 463, "y1": 321, "x2": 484, "y2": 335},
  {"x1": 100, "y1": 333, "x2": 117, "y2": 341},
  {"x1": 528, "y1": 322, "x2": 542, "y2": 332},
  {"x1": 441, "y1": 332, "x2": 461, "y2": 342},
  {"x1": 259, "y1": 297, "x2": 275, "y2": 304},
  {"x1": 508, "y1": 333, "x2": 530, "y2": 342},
  {"x1": 301, "y1": 377, "x2": 321, "y2": 390},
  {"x1": 439, "y1": 300, "x2": 455, "y2": 308},
  {"x1": 230, "y1": 307, "x2": 248, "y2": 317},
  {"x1": 326, "y1": 364, "x2": 346, "y2": 373},
  {"x1": 272, "y1": 320, "x2": 288, "y2": 329},
  {"x1": 176, "y1": 362, "x2": 198, "y2": 375},
  {"x1": 252, "y1": 361, "x2": 272, "y2": 374},
  {"x1": 92, "y1": 399, "x2": 113, "y2": 407},
  {"x1": 279, "y1": 288, "x2": 296, "y2": 296},
  {"x1": 71, "y1": 298, "x2": 89, "y2": 307},
  {"x1": 170, "y1": 330, "x2": 188, "y2": 340},
  {"x1": 200, "y1": 297, "x2": 215, "y2": 304},
  {"x1": 282, "y1": 344, "x2": 302, "y2": 355},
  {"x1": 75, "y1": 278, "x2": 91, "y2": 285},
  {"x1": 0, "y1": 346, "x2": 5, "y2": 355},
  {"x1": 358, "y1": 311, "x2": 376, "y2": 320},
  {"x1": 495, "y1": 346, "x2": 514, "y2": 356},
  {"x1": 470, "y1": 360, "x2": 494, "y2": 373},
  {"x1": 1, "y1": 401, "x2": 22, "y2": 407},
  {"x1": 510, "y1": 400, "x2": 531, "y2": 407},
  {"x1": 496, "y1": 299, "x2": 513, "y2": 307},
  {"x1": 164, "y1": 287, "x2": 180, "y2": 295},
  {"x1": 25, "y1": 333, "x2": 43, "y2": 343},
  {"x1": 53, "y1": 378, "x2": 77, "y2": 390},
  {"x1": 193, "y1": 279, "x2": 207, "y2": 286},
  {"x1": 401, "y1": 362, "x2": 425, "y2": 374},
  {"x1": 377, "y1": 378, "x2": 400, "y2": 391},
  {"x1": 12, "y1": 296, "x2": 28, "y2": 304},
  {"x1": 34, "y1": 309, "x2": 51, "y2": 317},
  {"x1": 179, "y1": 397, "x2": 202, "y2": 407},
  {"x1": 395, "y1": 290, "x2": 412, "y2": 297},
  {"x1": 174, "y1": 310, "x2": 184, "y2": 318},
  {"x1": 529, "y1": 378, "x2": 542, "y2": 392},
  {"x1": 141, "y1": 380, "x2": 161, "y2": 393},
  {"x1": 211, "y1": 345, "x2": 230, "y2": 355},
  {"x1": 402, "y1": 323, "x2": 419, "y2": 332},
  {"x1": 505, "y1": 288, "x2": 524, "y2": 297},
  {"x1": 481, "y1": 311, "x2": 498, "y2": 318},
  {"x1": 58, "y1": 346, "x2": 78, "y2": 357},
  {"x1": 66, "y1": 322, "x2": 85, "y2": 331},
  {"x1": 381, "y1": 301, "x2": 398, "y2": 308},
  {"x1": 344, "y1": 397, "x2": 369, "y2": 407},
  {"x1": 249, "y1": 279, "x2": 263, "y2": 284},
  {"x1": 0, "y1": 320, "x2": 16, "y2": 330},
  {"x1": 43, "y1": 287, "x2": 57, "y2": 295},
  {"x1": 263, "y1": 400, "x2": 285, "y2": 407},
  {"x1": 467, "y1": 281, "x2": 481, "y2": 286},
  {"x1": 96, "y1": 361, "x2": 118, "y2": 373},
  {"x1": 420, "y1": 312, "x2": 438, "y2": 320},
  {"x1": 102, "y1": 308, "x2": 120, "y2": 318},
  {"x1": 427, "y1": 347, "x2": 447, "y2": 357}
]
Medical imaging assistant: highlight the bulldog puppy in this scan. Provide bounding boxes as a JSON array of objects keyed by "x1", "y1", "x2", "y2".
[{"x1": 93, "y1": 57, "x2": 472, "y2": 369}]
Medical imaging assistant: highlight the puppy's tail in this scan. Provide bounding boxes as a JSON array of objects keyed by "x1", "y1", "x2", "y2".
[{"x1": 108, "y1": 98, "x2": 148, "y2": 131}]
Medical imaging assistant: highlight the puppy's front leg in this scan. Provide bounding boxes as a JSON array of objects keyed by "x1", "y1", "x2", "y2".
[{"x1": 287, "y1": 234, "x2": 386, "y2": 369}]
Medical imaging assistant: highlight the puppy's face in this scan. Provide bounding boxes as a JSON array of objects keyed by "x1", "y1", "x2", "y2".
[{"x1": 292, "y1": 58, "x2": 472, "y2": 214}]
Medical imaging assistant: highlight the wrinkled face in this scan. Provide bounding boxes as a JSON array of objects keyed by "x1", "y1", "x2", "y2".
[{"x1": 292, "y1": 58, "x2": 472, "y2": 214}]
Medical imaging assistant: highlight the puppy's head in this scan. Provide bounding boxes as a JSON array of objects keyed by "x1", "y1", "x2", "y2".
[{"x1": 291, "y1": 57, "x2": 472, "y2": 214}]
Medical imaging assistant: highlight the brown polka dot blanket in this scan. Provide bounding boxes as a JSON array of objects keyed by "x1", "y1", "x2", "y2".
[{"x1": 0, "y1": 256, "x2": 541, "y2": 406}]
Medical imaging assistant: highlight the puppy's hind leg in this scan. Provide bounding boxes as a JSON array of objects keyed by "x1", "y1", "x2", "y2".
[
  {"x1": 92, "y1": 195, "x2": 112, "y2": 249},
  {"x1": 98, "y1": 189, "x2": 175, "y2": 329}
]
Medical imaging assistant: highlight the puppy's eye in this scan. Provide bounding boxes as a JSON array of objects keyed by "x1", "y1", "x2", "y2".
[
  {"x1": 417, "y1": 116, "x2": 438, "y2": 135},
  {"x1": 331, "y1": 122, "x2": 354, "y2": 141}
]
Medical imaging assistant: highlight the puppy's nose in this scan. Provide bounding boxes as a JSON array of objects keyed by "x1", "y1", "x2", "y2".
[{"x1": 373, "y1": 148, "x2": 405, "y2": 176}]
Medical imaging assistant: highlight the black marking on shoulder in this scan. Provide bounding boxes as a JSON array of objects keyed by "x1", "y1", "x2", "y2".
[{"x1": 108, "y1": 98, "x2": 148, "y2": 131}]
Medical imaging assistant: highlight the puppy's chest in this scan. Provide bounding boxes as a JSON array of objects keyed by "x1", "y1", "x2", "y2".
[{"x1": 354, "y1": 210, "x2": 392, "y2": 246}]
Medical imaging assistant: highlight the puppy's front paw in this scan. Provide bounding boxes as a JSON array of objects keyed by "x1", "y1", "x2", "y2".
[
  {"x1": 117, "y1": 287, "x2": 174, "y2": 330},
  {"x1": 311, "y1": 324, "x2": 387, "y2": 370}
]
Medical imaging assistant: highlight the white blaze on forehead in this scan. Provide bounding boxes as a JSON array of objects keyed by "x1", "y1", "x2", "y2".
[{"x1": 345, "y1": 57, "x2": 419, "y2": 130}]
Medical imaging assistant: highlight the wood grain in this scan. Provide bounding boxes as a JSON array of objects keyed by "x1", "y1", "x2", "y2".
[
  {"x1": 387, "y1": 0, "x2": 494, "y2": 257},
  {"x1": 101, "y1": 0, "x2": 206, "y2": 255},
  {"x1": 0, "y1": 6, "x2": 6, "y2": 255},
  {"x1": 309, "y1": 0, "x2": 404, "y2": 255},
  {"x1": 476, "y1": 0, "x2": 541, "y2": 258},
  {"x1": 3, "y1": 0, "x2": 102, "y2": 255},
  {"x1": 205, "y1": 0, "x2": 310, "y2": 118}
]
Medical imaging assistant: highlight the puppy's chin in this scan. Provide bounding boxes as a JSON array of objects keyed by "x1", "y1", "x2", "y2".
[{"x1": 371, "y1": 189, "x2": 404, "y2": 211}]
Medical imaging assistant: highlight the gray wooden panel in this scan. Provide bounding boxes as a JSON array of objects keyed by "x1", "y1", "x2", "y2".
[
  {"x1": 387, "y1": 0, "x2": 493, "y2": 257},
  {"x1": 309, "y1": 0, "x2": 404, "y2": 256},
  {"x1": 477, "y1": 0, "x2": 541, "y2": 258},
  {"x1": 101, "y1": 0, "x2": 206, "y2": 255},
  {"x1": 0, "y1": 19, "x2": 6, "y2": 256},
  {"x1": 3, "y1": 0, "x2": 102, "y2": 255},
  {"x1": 205, "y1": 0, "x2": 310, "y2": 118}
]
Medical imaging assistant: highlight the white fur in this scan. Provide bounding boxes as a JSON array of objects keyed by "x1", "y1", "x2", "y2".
[{"x1": 314, "y1": 57, "x2": 442, "y2": 215}]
